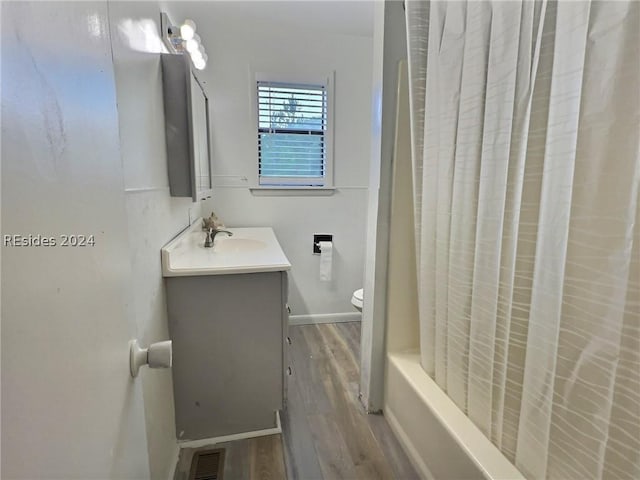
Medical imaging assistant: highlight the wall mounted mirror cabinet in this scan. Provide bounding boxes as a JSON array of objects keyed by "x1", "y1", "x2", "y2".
[{"x1": 161, "y1": 54, "x2": 213, "y2": 201}]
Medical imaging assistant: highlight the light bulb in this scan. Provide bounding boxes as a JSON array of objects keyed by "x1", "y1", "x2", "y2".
[
  {"x1": 186, "y1": 34, "x2": 201, "y2": 53},
  {"x1": 185, "y1": 38, "x2": 199, "y2": 53},
  {"x1": 193, "y1": 57, "x2": 206, "y2": 70},
  {"x1": 191, "y1": 50, "x2": 203, "y2": 63},
  {"x1": 180, "y1": 19, "x2": 196, "y2": 41}
]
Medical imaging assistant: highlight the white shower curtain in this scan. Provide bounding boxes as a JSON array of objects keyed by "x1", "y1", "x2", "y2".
[{"x1": 405, "y1": 1, "x2": 639, "y2": 478}]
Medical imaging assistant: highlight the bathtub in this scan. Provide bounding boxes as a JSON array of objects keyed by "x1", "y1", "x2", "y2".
[{"x1": 384, "y1": 352, "x2": 526, "y2": 480}]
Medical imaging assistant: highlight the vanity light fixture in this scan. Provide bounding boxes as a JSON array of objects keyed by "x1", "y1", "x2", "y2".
[{"x1": 160, "y1": 12, "x2": 208, "y2": 70}]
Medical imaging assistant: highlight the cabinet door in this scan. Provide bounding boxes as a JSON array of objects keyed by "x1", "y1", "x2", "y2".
[
  {"x1": 167, "y1": 272, "x2": 284, "y2": 440},
  {"x1": 161, "y1": 54, "x2": 212, "y2": 201}
]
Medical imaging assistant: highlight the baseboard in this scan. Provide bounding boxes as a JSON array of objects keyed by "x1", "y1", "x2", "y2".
[
  {"x1": 177, "y1": 411, "x2": 282, "y2": 449},
  {"x1": 289, "y1": 312, "x2": 361, "y2": 325},
  {"x1": 385, "y1": 406, "x2": 434, "y2": 480}
]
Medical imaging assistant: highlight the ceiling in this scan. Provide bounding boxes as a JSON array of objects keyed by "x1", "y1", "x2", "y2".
[{"x1": 165, "y1": 1, "x2": 375, "y2": 38}]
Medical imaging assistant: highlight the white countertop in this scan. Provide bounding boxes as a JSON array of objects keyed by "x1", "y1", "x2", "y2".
[{"x1": 161, "y1": 220, "x2": 291, "y2": 277}]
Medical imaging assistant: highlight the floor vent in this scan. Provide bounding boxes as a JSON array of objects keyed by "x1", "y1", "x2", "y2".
[{"x1": 189, "y1": 448, "x2": 225, "y2": 480}]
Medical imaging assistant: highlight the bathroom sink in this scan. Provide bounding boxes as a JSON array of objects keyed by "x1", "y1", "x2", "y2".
[
  {"x1": 161, "y1": 220, "x2": 291, "y2": 277},
  {"x1": 213, "y1": 237, "x2": 267, "y2": 253}
]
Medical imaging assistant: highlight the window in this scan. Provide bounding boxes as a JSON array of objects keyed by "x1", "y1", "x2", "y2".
[{"x1": 257, "y1": 80, "x2": 332, "y2": 187}]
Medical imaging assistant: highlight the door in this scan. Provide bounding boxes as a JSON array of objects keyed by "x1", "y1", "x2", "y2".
[{"x1": 1, "y1": 2, "x2": 150, "y2": 478}]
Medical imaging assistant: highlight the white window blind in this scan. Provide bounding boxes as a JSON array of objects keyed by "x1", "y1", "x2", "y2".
[{"x1": 257, "y1": 81, "x2": 328, "y2": 186}]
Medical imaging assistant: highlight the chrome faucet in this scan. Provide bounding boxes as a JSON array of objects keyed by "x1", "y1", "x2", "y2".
[{"x1": 204, "y1": 228, "x2": 233, "y2": 248}]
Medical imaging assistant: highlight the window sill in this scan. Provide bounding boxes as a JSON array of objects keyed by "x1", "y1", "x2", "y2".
[{"x1": 249, "y1": 186, "x2": 336, "y2": 197}]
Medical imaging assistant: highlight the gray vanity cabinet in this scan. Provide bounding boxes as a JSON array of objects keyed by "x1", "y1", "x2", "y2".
[{"x1": 165, "y1": 271, "x2": 289, "y2": 441}]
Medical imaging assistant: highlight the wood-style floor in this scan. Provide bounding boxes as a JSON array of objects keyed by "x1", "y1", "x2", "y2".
[
  {"x1": 282, "y1": 322, "x2": 419, "y2": 480},
  {"x1": 173, "y1": 322, "x2": 418, "y2": 480}
]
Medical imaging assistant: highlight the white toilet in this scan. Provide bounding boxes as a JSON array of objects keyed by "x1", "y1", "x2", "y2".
[{"x1": 351, "y1": 288, "x2": 363, "y2": 312}]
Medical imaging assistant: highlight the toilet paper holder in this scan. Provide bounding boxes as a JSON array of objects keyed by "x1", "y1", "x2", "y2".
[
  {"x1": 129, "y1": 339, "x2": 172, "y2": 377},
  {"x1": 313, "y1": 234, "x2": 333, "y2": 254}
]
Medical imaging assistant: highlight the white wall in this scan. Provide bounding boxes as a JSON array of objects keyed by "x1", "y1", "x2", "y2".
[
  {"x1": 166, "y1": 1, "x2": 374, "y2": 319},
  {"x1": 108, "y1": 2, "x2": 201, "y2": 478}
]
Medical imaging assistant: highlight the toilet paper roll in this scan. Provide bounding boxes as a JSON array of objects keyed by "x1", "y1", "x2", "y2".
[
  {"x1": 319, "y1": 241, "x2": 333, "y2": 282},
  {"x1": 147, "y1": 340, "x2": 172, "y2": 369}
]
